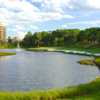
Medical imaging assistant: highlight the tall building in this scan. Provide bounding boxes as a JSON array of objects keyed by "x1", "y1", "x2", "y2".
[{"x1": 0, "y1": 23, "x2": 6, "y2": 42}]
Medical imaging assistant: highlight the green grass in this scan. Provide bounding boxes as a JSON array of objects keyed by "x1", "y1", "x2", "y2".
[
  {"x1": 0, "y1": 52, "x2": 16, "y2": 56},
  {"x1": 95, "y1": 57, "x2": 100, "y2": 67},
  {"x1": 27, "y1": 46, "x2": 100, "y2": 53},
  {"x1": 0, "y1": 78, "x2": 100, "y2": 99},
  {"x1": 95, "y1": 58, "x2": 100, "y2": 63},
  {"x1": 27, "y1": 47, "x2": 100, "y2": 58},
  {"x1": 58, "y1": 46, "x2": 100, "y2": 53},
  {"x1": 78, "y1": 59, "x2": 95, "y2": 65}
]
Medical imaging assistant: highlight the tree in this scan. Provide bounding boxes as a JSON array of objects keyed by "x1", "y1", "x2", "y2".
[
  {"x1": 21, "y1": 32, "x2": 33, "y2": 47},
  {"x1": 21, "y1": 27, "x2": 100, "y2": 48}
]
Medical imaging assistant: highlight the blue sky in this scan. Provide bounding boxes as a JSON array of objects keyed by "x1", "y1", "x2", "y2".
[{"x1": 0, "y1": 0, "x2": 100, "y2": 39}]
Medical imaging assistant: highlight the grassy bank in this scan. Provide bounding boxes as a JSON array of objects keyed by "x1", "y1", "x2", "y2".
[
  {"x1": 60, "y1": 46, "x2": 100, "y2": 53},
  {"x1": 78, "y1": 57, "x2": 100, "y2": 67},
  {"x1": 95, "y1": 58, "x2": 100, "y2": 67},
  {"x1": 78, "y1": 59, "x2": 95, "y2": 65},
  {"x1": 0, "y1": 78, "x2": 99, "y2": 99},
  {"x1": 27, "y1": 46, "x2": 100, "y2": 57},
  {"x1": 95, "y1": 58, "x2": 100, "y2": 63},
  {"x1": 27, "y1": 46, "x2": 100, "y2": 53},
  {"x1": 0, "y1": 52, "x2": 16, "y2": 56}
]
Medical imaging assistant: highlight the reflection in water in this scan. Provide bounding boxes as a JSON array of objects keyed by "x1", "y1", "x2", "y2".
[
  {"x1": 0, "y1": 57, "x2": 5, "y2": 60},
  {"x1": 0, "y1": 49, "x2": 100, "y2": 91},
  {"x1": 0, "y1": 56, "x2": 11, "y2": 60},
  {"x1": 15, "y1": 49, "x2": 22, "y2": 52}
]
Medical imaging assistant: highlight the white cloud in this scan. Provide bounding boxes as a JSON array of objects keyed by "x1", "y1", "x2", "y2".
[
  {"x1": 16, "y1": 31, "x2": 26, "y2": 40},
  {"x1": 0, "y1": 0, "x2": 39, "y2": 12},
  {"x1": 70, "y1": 20, "x2": 100, "y2": 25},
  {"x1": 29, "y1": 25, "x2": 39, "y2": 30},
  {"x1": 41, "y1": 0, "x2": 70, "y2": 12},
  {"x1": 87, "y1": 0, "x2": 100, "y2": 9},
  {"x1": 0, "y1": 0, "x2": 73, "y2": 23},
  {"x1": 0, "y1": 0, "x2": 100, "y2": 38},
  {"x1": 62, "y1": 20, "x2": 100, "y2": 29},
  {"x1": 37, "y1": 12, "x2": 74, "y2": 21}
]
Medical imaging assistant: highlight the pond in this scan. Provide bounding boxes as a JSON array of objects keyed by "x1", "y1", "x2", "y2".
[{"x1": 0, "y1": 49, "x2": 100, "y2": 91}]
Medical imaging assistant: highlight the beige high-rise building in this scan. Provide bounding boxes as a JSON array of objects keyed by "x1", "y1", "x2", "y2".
[{"x1": 0, "y1": 23, "x2": 6, "y2": 42}]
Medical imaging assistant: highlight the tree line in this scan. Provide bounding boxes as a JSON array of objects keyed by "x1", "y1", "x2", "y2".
[{"x1": 21, "y1": 27, "x2": 100, "y2": 48}]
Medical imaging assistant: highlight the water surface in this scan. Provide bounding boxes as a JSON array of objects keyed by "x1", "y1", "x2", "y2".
[{"x1": 0, "y1": 49, "x2": 100, "y2": 91}]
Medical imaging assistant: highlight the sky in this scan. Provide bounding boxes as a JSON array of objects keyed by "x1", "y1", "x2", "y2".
[{"x1": 0, "y1": 0, "x2": 100, "y2": 39}]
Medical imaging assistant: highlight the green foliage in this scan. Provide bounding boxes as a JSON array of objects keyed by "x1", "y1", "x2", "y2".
[
  {"x1": 7, "y1": 36, "x2": 18, "y2": 48},
  {"x1": 95, "y1": 58, "x2": 100, "y2": 63},
  {"x1": 21, "y1": 27, "x2": 100, "y2": 48},
  {"x1": 21, "y1": 32, "x2": 33, "y2": 48},
  {"x1": 95, "y1": 57, "x2": 100, "y2": 67}
]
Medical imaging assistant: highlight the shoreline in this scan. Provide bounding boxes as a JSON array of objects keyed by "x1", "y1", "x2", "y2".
[
  {"x1": 0, "y1": 77, "x2": 99, "y2": 99},
  {"x1": 27, "y1": 47, "x2": 100, "y2": 57},
  {"x1": 0, "y1": 48, "x2": 100, "y2": 99},
  {"x1": 27, "y1": 47, "x2": 100, "y2": 67}
]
